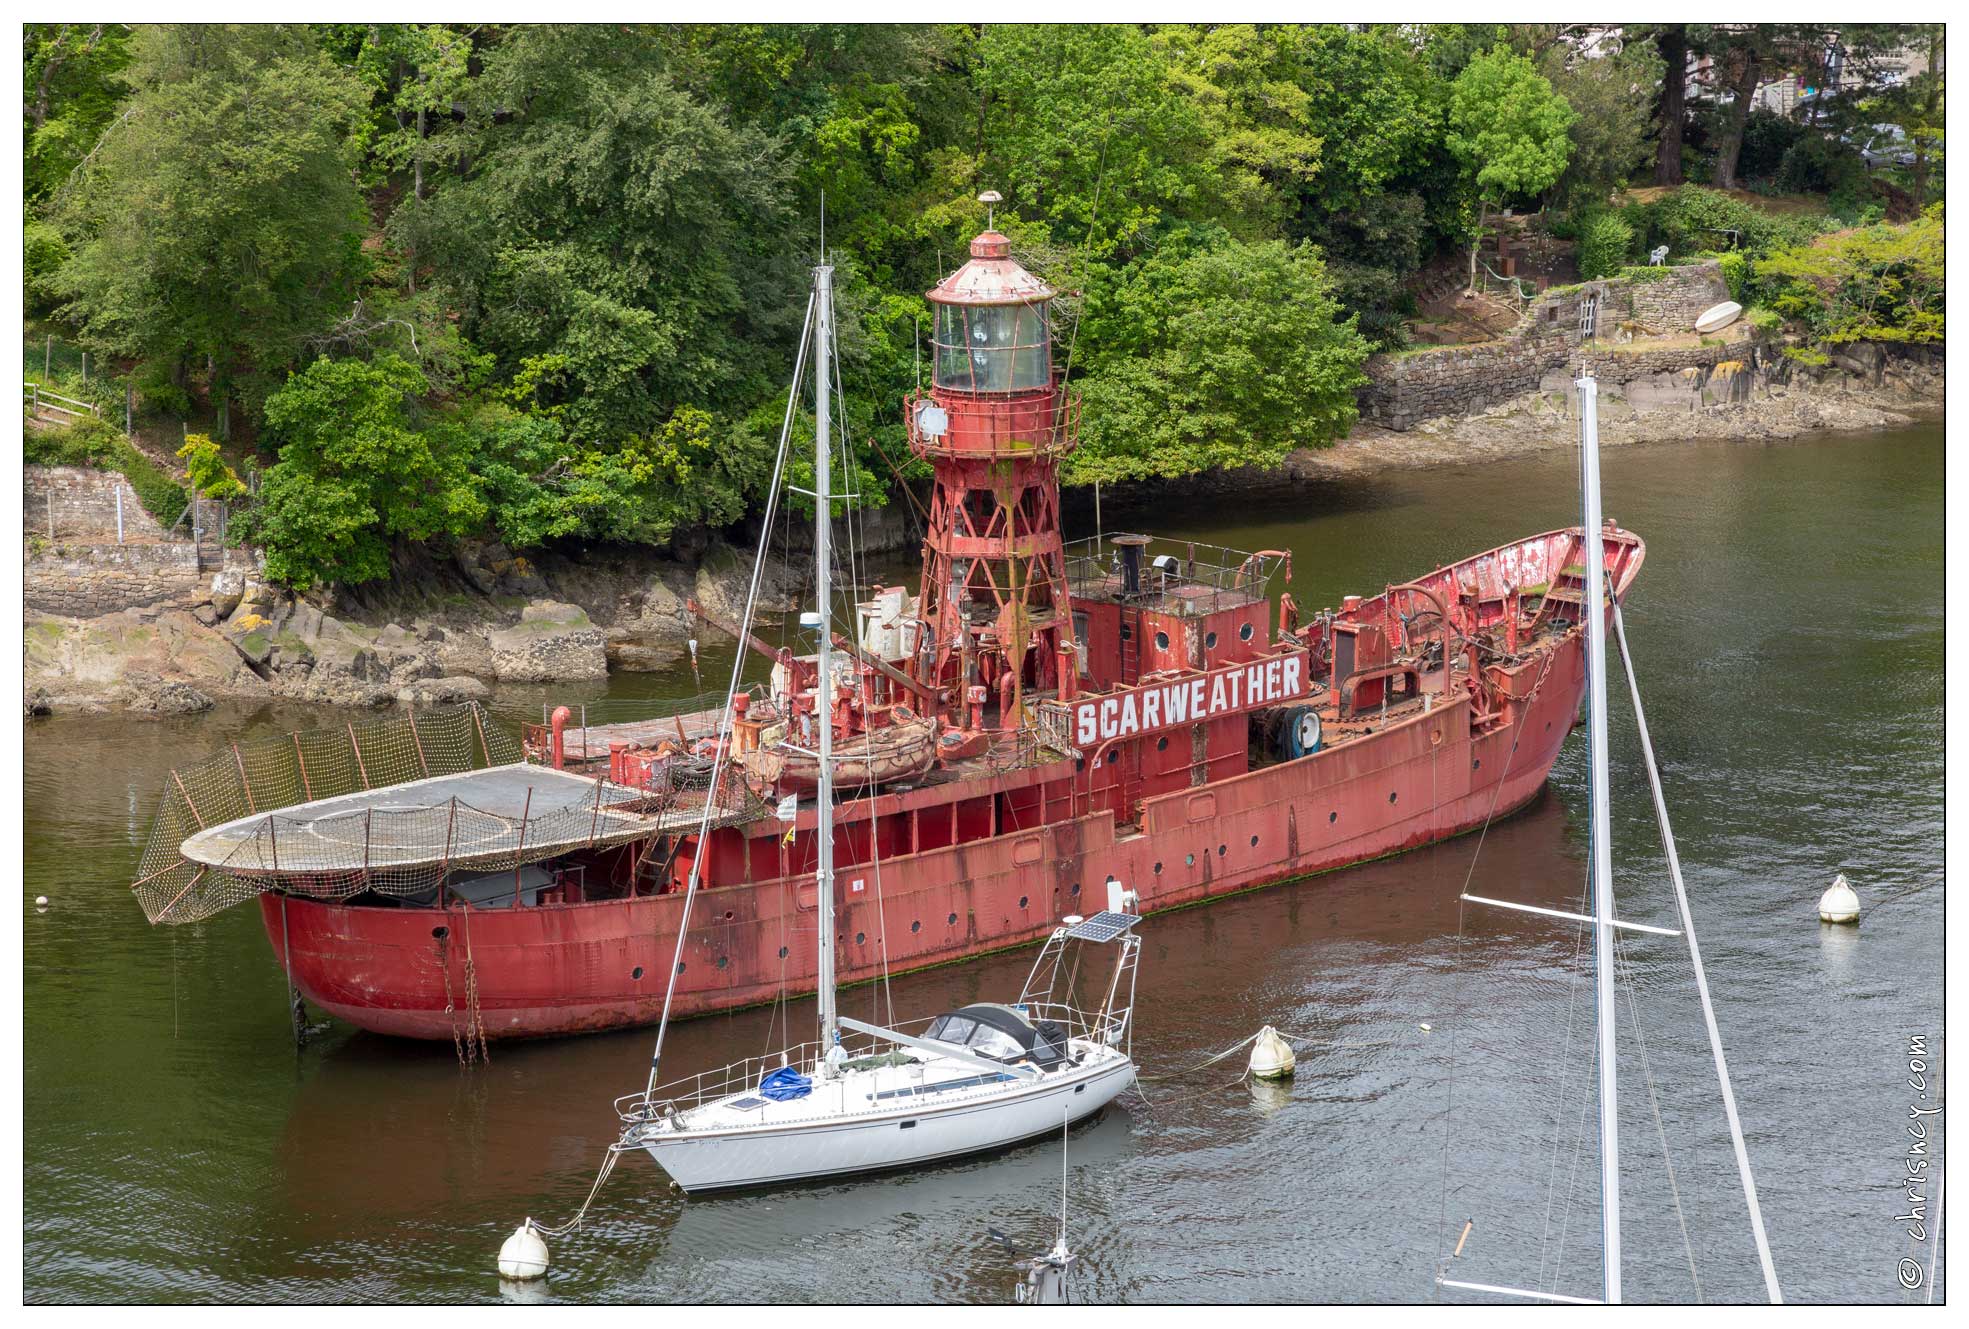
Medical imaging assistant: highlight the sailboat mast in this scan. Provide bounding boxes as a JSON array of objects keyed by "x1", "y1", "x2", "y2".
[
  {"x1": 814, "y1": 262, "x2": 839, "y2": 1053},
  {"x1": 1578, "y1": 375, "x2": 1621, "y2": 1304}
]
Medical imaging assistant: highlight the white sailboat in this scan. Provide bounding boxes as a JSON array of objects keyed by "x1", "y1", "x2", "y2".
[
  {"x1": 616, "y1": 258, "x2": 1141, "y2": 1195},
  {"x1": 1440, "y1": 377, "x2": 1783, "y2": 1305}
]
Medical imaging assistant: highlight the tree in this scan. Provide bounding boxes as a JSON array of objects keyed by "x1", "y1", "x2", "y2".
[
  {"x1": 975, "y1": 24, "x2": 1219, "y2": 256},
  {"x1": 1650, "y1": 24, "x2": 1690, "y2": 184},
  {"x1": 1068, "y1": 229, "x2": 1370, "y2": 484},
  {"x1": 1446, "y1": 47, "x2": 1575, "y2": 291},
  {"x1": 416, "y1": 24, "x2": 794, "y2": 442},
  {"x1": 51, "y1": 24, "x2": 369, "y2": 437},
  {"x1": 1539, "y1": 32, "x2": 1663, "y2": 208},
  {"x1": 254, "y1": 355, "x2": 483, "y2": 589},
  {"x1": 22, "y1": 23, "x2": 132, "y2": 201},
  {"x1": 1872, "y1": 25, "x2": 1945, "y2": 208}
]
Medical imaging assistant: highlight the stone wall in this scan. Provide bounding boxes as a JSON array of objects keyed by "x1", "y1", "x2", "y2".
[
  {"x1": 23, "y1": 542, "x2": 206, "y2": 618},
  {"x1": 23, "y1": 465, "x2": 168, "y2": 543},
  {"x1": 1627, "y1": 262, "x2": 1731, "y2": 335},
  {"x1": 1360, "y1": 261, "x2": 1739, "y2": 431},
  {"x1": 1573, "y1": 328, "x2": 1756, "y2": 384}
]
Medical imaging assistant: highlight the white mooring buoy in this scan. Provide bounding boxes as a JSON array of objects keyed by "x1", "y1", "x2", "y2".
[
  {"x1": 1818, "y1": 873, "x2": 1860, "y2": 925},
  {"x1": 34, "y1": 896, "x2": 49, "y2": 910},
  {"x1": 498, "y1": 1222, "x2": 550, "y2": 1281},
  {"x1": 1248, "y1": 1025, "x2": 1296, "y2": 1080}
]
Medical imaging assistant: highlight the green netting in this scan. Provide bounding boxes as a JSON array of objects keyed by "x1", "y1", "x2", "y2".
[{"x1": 130, "y1": 702, "x2": 766, "y2": 926}]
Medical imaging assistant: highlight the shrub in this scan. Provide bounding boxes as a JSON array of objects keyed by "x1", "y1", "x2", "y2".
[
  {"x1": 1716, "y1": 251, "x2": 1750, "y2": 303},
  {"x1": 1776, "y1": 135, "x2": 1867, "y2": 200},
  {"x1": 1759, "y1": 214, "x2": 1943, "y2": 345},
  {"x1": 1738, "y1": 111, "x2": 1811, "y2": 182},
  {"x1": 24, "y1": 416, "x2": 189, "y2": 527},
  {"x1": 177, "y1": 434, "x2": 248, "y2": 501},
  {"x1": 1636, "y1": 185, "x2": 1829, "y2": 261},
  {"x1": 1577, "y1": 211, "x2": 1635, "y2": 280},
  {"x1": 1744, "y1": 305, "x2": 1782, "y2": 334}
]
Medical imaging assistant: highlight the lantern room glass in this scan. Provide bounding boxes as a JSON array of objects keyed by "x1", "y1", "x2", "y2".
[{"x1": 933, "y1": 302, "x2": 1051, "y2": 392}]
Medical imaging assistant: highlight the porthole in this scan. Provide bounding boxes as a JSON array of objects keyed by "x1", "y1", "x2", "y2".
[
  {"x1": 1153, "y1": 861, "x2": 1164, "y2": 875},
  {"x1": 1155, "y1": 630, "x2": 1170, "y2": 651},
  {"x1": 1239, "y1": 622, "x2": 1254, "y2": 642},
  {"x1": 431, "y1": 926, "x2": 448, "y2": 940},
  {"x1": 1389, "y1": 791, "x2": 1399, "y2": 804},
  {"x1": 1019, "y1": 895, "x2": 1030, "y2": 909},
  {"x1": 1106, "y1": 750, "x2": 1119, "y2": 765},
  {"x1": 717, "y1": 955, "x2": 729, "y2": 969},
  {"x1": 948, "y1": 911, "x2": 959, "y2": 926},
  {"x1": 910, "y1": 920, "x2": 921, "y2": 934},
  {"x1": 632, "y1": 965, "x2": 644, "y2": 980},
  {"x1": 1205, "y1": 630, "x2": 1219, "y2": 649},
  {"x1": 1075, "y1": 757, "x2": 1087, "y2": 772},
  {"x1": 854, "y1": 932, "x2": 865, "y2": 945},
  {"x1": 1119, "y1": 623, "x2": 1133, "y2": 641},
  {"x1": 1157, "y1": 736, "x2": 1169, "y2": 752},
  {"x1": 1186, "y1": 853, "x2": 1195, "y2": 867},
  {"x1": 1473, "y1": 758, "x2": 1482, "y2": 770},
  {"x1": 1329, "y1": 811, "x2": 1338, "y2": 824},
  {"x1": 723, "y1": 908, "x2": 735, "y2": 921},
  {"x1": 1217, "y1": 844, "x2": 1227, "y2": 857},
  {"x1": 1070, "y1": 882, "x2": 1081, "y2": 897},
  {"x1": 1250, "y1": 834, "x2": 1259, "y2": 847},
  {"x1": 778, "y1": 945, "x2": 789, "y2": 959},
  {"x1": 676, "y1": 961, "x2": 686, "y2": 974}
]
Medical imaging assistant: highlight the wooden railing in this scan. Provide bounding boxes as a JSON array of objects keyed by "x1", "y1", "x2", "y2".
[{"x1": 24, "y1": 382, "x2": 100, "y2": 422}]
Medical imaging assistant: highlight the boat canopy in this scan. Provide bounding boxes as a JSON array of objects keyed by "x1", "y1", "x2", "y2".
[{"x1": 927, "y1": 1003, "x2": 1069, "y2": 1070}]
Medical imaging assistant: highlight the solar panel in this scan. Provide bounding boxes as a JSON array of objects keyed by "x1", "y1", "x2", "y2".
[
  {"x1": 1064, "y1": 910, "x2": 1139, "y2": 943},
  {"x1": 726, "y1": 1096, "x2": 769, "y2": 1111}
]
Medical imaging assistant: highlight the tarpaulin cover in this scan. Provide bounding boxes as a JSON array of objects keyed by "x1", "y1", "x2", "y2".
[{"x1": 759, "y1": 1066, "x2": 813, "y2": 1101}]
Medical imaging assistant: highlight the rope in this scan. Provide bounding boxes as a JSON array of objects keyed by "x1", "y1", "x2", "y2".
[
  {"x1": 1612, "y1": 597, "x2": 1782, "y2": 1303},
  {"x1": 1615, "y1": 929, "x2": 1704, "y2": 1300},
  {"x1": 526, "y1": 1136, "x2": 634, "y2": 1240},
  {"x1": 642, "y1": 284, "x2": 814, "y2": 1098},
  {"x1": 1536, "y1": 868, "x2": 1594, "y2": 1293}
]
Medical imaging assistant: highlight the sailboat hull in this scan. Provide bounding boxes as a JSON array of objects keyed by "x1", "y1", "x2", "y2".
[{"x1": 639, "y1": 1057, "x2": 1137, "y2": 1193}]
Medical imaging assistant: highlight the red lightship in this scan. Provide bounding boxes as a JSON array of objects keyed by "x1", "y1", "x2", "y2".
[{"x1": 134, "y1": 225, "x2": 1643, "y2": 1042}]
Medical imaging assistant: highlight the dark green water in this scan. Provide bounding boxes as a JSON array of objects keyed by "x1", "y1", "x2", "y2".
[{"x1": 24, "y1": 424, "x2": 1944, "y2": 1303}]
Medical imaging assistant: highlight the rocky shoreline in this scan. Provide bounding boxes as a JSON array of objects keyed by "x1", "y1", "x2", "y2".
[{"x1": 22, "y1": 344, "x2": 1939, "y2": 716}]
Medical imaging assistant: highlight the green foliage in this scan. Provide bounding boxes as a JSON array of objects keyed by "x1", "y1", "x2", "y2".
[
  {"x1": 1775, "y1": 135, "x2": 1867, "y2": 207},
  {"x1": 416, "y1": 24, "x2": 794, "y2": 444},
  {"x1": 1715, "y1": 251, "x2": 1750, "y2": 303},
  {"x1": 50, "y1": 25, "x2": 369, "y2": 432},
  {"x1": 252, "y1": 355, "x2": 483, "y2": 589},
  {"x1": 23, "y1": 415, "x2": 187, "y2": 527},
  {"x1": 977, "y1": 25, "x2": 1219, "y2": 255},
  {"x1": 1758, "y1": 213, "x2": 1944, "y2": 345},
  {"x1": 1577, "y1": 212, "x2": 1636, "y2": 280},
  {"x1": 1068, "y1": 230, "x2": 1369, "y2": 484},
  {"x1": 23, "y1": 23, "x2": 133, "y2": 201},
  {"x1": 1539, "y1": 37, "x2": 1662, "y2": 209},
  {"x1": 1782, "y1": 345, "x2": 1831, "y2": 366},
  {"x1": 176, "y1": 433, "x2": 246, "y2": 501},
  {"x1": 1736, "y1": 111, "x2": 1810, "y2": 182},
  {"x1": 1743, "y1": 304, "x2": 1782, "y2": 334},
  {"x1": 1629, "y1": 185, "x2": 1831, "y2": 260},
  {"x1": 1447, "y1": 48, "x2": 1576, "y2": 210}
]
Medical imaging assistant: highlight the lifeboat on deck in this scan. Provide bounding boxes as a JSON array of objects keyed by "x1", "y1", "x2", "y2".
[{"x1": 747, "y1": 709, "x2": 940, "y2": 793}]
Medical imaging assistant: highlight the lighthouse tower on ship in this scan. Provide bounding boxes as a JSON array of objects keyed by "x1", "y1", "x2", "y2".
[{"x1": 906, "y1": 208, "x2": 1079, "y2": 731}]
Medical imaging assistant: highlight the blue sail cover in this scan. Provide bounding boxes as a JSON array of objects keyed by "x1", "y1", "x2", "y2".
[{"x1": 759, "y1": 1066, "x2": 813, "y2": 1101}]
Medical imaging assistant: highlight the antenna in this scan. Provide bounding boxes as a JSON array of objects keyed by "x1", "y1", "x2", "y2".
[{"x1": 978, "y1": 189, "x2": 1002, "y2": 231}]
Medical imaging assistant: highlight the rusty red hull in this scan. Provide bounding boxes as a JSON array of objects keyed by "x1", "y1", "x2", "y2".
[{"x1": 262, "y1": 629, "x2": 1597, "y2": 1042}]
